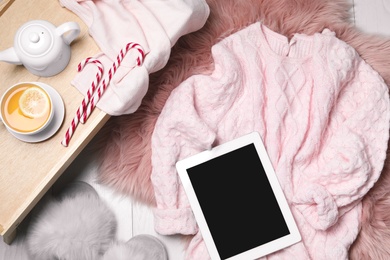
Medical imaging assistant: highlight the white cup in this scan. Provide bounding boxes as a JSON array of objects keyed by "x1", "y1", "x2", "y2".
[{"x1": 0, "y1": 82, "x2": 54, "y2": 136}]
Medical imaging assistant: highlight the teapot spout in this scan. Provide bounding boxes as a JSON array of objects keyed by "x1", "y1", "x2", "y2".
[{"x1": 0, "y1": 47, "x2": 22, "y2": 65}]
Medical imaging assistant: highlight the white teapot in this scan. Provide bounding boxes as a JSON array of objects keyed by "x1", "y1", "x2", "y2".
[{"x1": 0, "y1": 20, "x2": 80, "y2": 77}]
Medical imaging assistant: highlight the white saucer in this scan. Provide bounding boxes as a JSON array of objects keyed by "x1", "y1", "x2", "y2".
[{"x1": 10, "y1": 82, "x2": 65, "y2": 143}]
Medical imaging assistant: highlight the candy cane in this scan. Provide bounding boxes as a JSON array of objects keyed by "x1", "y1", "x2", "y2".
[
  {"x1": 80, "y1": 42, "x2": 145, "y2": 124},
  {"x1": 61, "y1": 58, "x2": 104, "y2": 147}
]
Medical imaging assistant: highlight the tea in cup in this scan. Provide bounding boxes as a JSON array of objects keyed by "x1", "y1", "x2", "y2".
[{"x1": 0, "y1": 82, "x2": 54, "y2": 135}]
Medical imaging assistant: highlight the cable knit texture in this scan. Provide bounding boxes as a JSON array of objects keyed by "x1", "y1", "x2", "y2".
[{"x1": 151, "y1": 22, "x2": 390, "y2": 259}]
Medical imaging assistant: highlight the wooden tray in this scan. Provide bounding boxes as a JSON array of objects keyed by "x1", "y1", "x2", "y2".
[{"x1": 0, "y1": 0, "x2": 109, "y2": 244}]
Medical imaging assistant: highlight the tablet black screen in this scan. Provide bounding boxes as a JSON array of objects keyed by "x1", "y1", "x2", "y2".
[{"x1": 187, "y1": 143, "x2": 290, "y2": 259}]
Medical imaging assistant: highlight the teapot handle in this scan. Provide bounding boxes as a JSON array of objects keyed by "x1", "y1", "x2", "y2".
[{"x1": 56, "y1": 22, "x2": 81, "y2": 45}]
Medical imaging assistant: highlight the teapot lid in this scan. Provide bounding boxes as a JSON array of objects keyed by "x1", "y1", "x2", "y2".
[{"x1": 17, "y1": 21, "x2": 53, "y2": 57}]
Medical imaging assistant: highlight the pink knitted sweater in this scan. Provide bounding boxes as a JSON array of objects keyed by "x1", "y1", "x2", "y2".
[{"x1": 151, "y1": 23, "x2": 390, "y2": 259}]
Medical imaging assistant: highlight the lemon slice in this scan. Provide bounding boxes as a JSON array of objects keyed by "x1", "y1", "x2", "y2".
[{"x1": 19, "y1": 86, "x2": 50, "y2": 118}]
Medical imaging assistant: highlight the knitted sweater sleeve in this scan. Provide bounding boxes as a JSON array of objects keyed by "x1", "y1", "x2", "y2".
[
  {"x1": 150, "y1": 42, "x2": 245, "y2": 235},
  {"x1": 292, "y1": 36, "x2": 390, "y2": 231},
  {"x1": 150, "y1": 80, "x2": 216, "y2": 235}
]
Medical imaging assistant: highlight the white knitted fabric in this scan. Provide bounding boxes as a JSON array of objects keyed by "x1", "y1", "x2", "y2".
[{"x1": 59, "y1": 0, "x2": 210, "y2": 115}]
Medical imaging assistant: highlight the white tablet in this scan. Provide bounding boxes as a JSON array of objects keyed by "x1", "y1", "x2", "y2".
[{"x1": 176, "y1": 132, "x2": 301, "y2": 260}]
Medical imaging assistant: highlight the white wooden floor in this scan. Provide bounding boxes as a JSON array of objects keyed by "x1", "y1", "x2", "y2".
[{"x1": 1, "y1": 0, "x2": 390, "y2": 259}]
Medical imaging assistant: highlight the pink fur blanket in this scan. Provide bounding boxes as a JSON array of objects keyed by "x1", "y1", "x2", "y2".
[{"x1": 90, "y1": 0, "x2": 390, "y2": 258}]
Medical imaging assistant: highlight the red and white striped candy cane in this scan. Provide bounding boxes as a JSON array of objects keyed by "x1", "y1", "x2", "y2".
[
  {"x1": 61, "y1": 58, "x2": 104, "y2": 147},
  {"x1": 79, "y1": 42, "x2": 145, "y2": 124}
]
